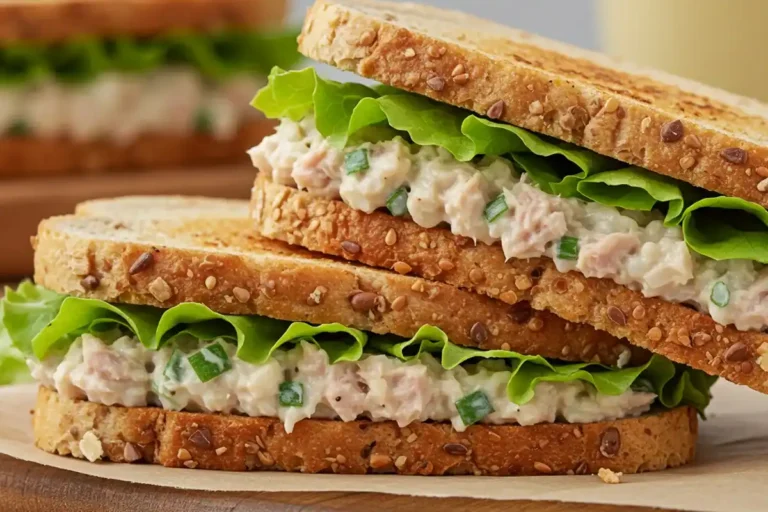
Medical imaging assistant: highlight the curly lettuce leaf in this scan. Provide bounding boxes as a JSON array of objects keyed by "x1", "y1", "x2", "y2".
[
  {"x1": 0, "y1": 29, "x2": 302, "y2": 85},
  {"x1": 0, "y1": 284, "x2": 714, "y2": 412},
  {"x1": 372, "y1": 325, "x2": 715, "y2": 412},
  {"x1": 682, "y1": 196, "x2": 768, "y2": 263}
]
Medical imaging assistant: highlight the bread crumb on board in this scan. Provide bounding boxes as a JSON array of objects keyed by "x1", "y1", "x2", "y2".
[{"x1": 597, "y1": 467, "x2": 623, "y2": 484}]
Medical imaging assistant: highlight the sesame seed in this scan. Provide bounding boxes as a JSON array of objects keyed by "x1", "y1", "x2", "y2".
[
  {"x1": 395, "y1": 455, "x2": 408, "y2": 469},
  {"x1": 183, "y1": 460, "x2": 198, "y2": 469},
  {"x1": 647, "y1": 327, "x2": 662, "y2": 342},
  {"x1": 527, "y1": 317, "x2": 544, "y2": 332},
  {"x1": 438, "y1": 259, "x2": 455, "y2": 271},
  {"x1": 391, "y1": 295, "x2": 408, "y2": 311},
  {"x1": 602, "y1": 97, "x2": 619, "y2": 113},
  {"x1": 337, "y1": 454, "x2": 347, "y2": 464},
  {"x1": 177, "y1": 448, "x2": 192, "y2": 461},
  {"x1": 426, "y1": 45, "x2": 446, "y2": 59},
  {"x1": 683, "y1": 134, "x2": 702, "y2": 149},
  {"x1": 205, "y1": 276, "x2": 217, "y2": 290},
  {"x1": 514, "y1": 275, "x2": 532, "y2": 290},
  {"x1": 469, "y1": 268, "x2": 485, "y2": 284},
  {"x1": 679, "y1": 155, "x2": 696, "y2": 170},
  {"x1": 407, "y1": 433, "x2": 418, "y2": 443},
  {"x1": 452, "y1": 73, "x2": 469, "y2": 85},
  {"x1": 632, "y1": 305, "x2": 646, "y2": 320},
  {"x1": 499, "y1": 290, "x2": 518, "y2": 304},
  {"x1": 215, "y1": 446, "x2": 228, "y2": 456},
  {"x1": 757, "y1": 178, "x2": 768, "y2": 192},
  {"x1": 384, "y1": 229, "x2": 398, "y2": 246},
  {"x1": 501, "y1": 342, "x2": 511, "y2": 351},
  {"x1": 186, "y1": 269, "x2": 194, "y2": 278},
  {"x1": 411, "y1": 281, "x2": 425, "y2": 293},
  {"x1": 534, "y1": 461, "x2": 553, "y2": 474},
  {"x1": 232, "y1": 287, "x2": 251, "y2": 303},
  {"x1": 451, "y1": 64, "x2": 466, "y2": 76},
  {"x1": 528, "y1": 100, "x2": 544, "y2": 115},
  {"x1": 393, "y1": 261, "x2": 412, "y2": 274},
  {"x1": 756, "y1": 167, "x2": 768, "y2": 178},
  {"x1": 403, "y1": 48, "x2": 416, "y2": 58}
]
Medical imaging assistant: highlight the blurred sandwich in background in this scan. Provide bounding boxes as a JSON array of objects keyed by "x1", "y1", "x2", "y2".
[{"x1": 0, "y1": 0, "x2": 300, "y2": 176}]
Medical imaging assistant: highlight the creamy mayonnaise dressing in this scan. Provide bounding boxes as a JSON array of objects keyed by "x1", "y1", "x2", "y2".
[
  {"x1": 249, "y1": 117, "x2": 768, "y2": 332},
  {"x1": 29, "y1": 334, "x2": 655, "y2": 434},
  {"x1": 0, "y1": 69, "x2": 264, "y2": 142}
]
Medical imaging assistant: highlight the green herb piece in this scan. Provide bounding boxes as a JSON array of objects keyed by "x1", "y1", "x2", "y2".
[
  {"x1": 710, "y1": 281, "x2": 730, "y2": 308},
  {"x1": 483, "y1": 194, "x2": 508, "y2": 223},
  {"x1": 344, "y1": 148, "x2": 369, "y2": 175},
  {"x1": 557, "y1": 236, "x2": 580, "y2": 260},
  {"x1": 194, "y1": 108, "x2": 213, "y2": 134},
  {"x1": 7, "y1": 120, "x2": 29, "y2": 137},
  {"x1": 163, "y1": 349, "x2": 186, "y2": 382},
  {"x1": 279, "y1": 381, "x2": 304, "y2": 407},
  {"x1": 455, "y1": 390, "x2": 494, "y2": 427},
  {"x1": 188, "y1": 342, "x2": 232, "y2": 382},
  {"x1": 386, "y1": 186, "x2": 409, "y2": 216}
]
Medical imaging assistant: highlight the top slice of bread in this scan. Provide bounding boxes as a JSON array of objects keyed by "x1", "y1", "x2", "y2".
[
  {"x1": 0, "y1": 0, "x2": 287, "y2": 43},
  {"x1": 30, "y1": 195, "x2": 645, "y2": 366},
  {"x1": 300, "y1": 0, "x2": 768, "y2": 208}
]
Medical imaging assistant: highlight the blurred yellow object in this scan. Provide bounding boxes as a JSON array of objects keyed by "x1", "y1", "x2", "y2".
[{"x1": 598, "y1": 0, "x2": 768, "y2": 101}]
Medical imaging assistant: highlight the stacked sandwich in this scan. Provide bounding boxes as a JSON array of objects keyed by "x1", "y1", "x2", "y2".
[
  {"x1": 0, "y1": 0, "x2": 300, "y2": 176},
  {"x1": 11, "y1": 0, "x2": 768, "y2": 476}
]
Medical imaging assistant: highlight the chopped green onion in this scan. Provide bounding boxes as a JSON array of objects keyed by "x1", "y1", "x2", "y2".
[
  {"x1": 279, "y1": 381, "x2": 304, "y2": 407},
  {"x1": 187, "y1": 342, "x2": 232, "y2": 383},
  {"x1": 344, "y1": 148, "x2": 370, "y2": 175},
  {"x1": 711, "y1": 281, "x2": 730, "y2": 308},
  {"x1": 483, "y1": 194, "x2": 508, "y2": 223},
  {"x1": 557, "y1": 236, "x2": 580, "y2": 260},
  {"x1": 163, "y1": 349, "x2": 186, "y2": 382},
  {"x1": 386, "y1": 186, "x2": 409, "y2": 216},
  {"x1": 194, "y1": 108, "x2": 213, "y2": 134},
  {"x1": 455, "y1": 390, "x2": 494, "y2": 427},
  {"x1": 7, "y1": 120, "x2": 29, "y2": 137}
]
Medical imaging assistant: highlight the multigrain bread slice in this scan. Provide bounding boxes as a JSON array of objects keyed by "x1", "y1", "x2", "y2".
[
  {"x1": 30, "y1": 195, "x2": 647, "y2": 367},
  {"x1": 0, "y1": 0, "x2": 287, "y2": 42},
  {"x1": 251, "y1": 177, "x2": 768, "y2": 394},
  {"x1": 300, "y1": 0, "x2": 768, "y2": 208},
  {"x1": 0, "y1": 120, "x2": 274, "y2": 178},
  {"x1": 33, "y1": 386, "x2": 697, "y2": 475}
]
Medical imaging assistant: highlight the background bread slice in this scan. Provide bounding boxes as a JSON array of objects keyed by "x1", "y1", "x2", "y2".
[
  {"x1": 0, "y1": 0, "x2": 287, "y2": 42},
  {"x1": 34, "y1": 386, "x2": 697, "y2": 475},
  {"x1": 0, "y1": 120, "x2": 273, "y2": 178},
  {"x1": 31, "y1": 195, "x2": 646, "y2": 367},
  {"x1": 251, "y1": 177, "x2": 768, "y2": 394},
  {"x1": 300, "y1": 0, "x2": 768, "y2": 208}
]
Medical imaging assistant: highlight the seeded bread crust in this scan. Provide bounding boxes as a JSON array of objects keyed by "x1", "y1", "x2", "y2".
[
  {"x1": 300, "y1": 0, "x2": 768, "y2": 208},
  {"x1": 0, "y1": 0, "x2": 287, "y2": 42},
  {"x1": 33, "y1": 386, "x2": 697, "y2": 475},
  {"x1": 0, "y1": 120, "x2": 274, "y2": 178},
  {"x1": 31, "y1": 196, "x2": 644, "y2": 366},
  {"x1": 250, "y1": 177, "x2": 768, "y2": 394}
]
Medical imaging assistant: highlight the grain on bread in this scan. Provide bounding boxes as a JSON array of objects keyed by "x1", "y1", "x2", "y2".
[
  {"x1": 300, "y1": 0, "x2": 768, "y2": 208},
  {"x1": 0, "y1": 0, "x2": 287, "y2": 42},
  {"x1": 0, "y1": 120, "x2": 274, "y2": 178},
  {"x1": 34, "y1": 386, "x2": 698, "y2": 475},
  {"x1": 251, "y1": 177, "x2": 768, "y2": 394},
  {"x1": 32, "y1": 196, "x2": 645, "y2": 366}
]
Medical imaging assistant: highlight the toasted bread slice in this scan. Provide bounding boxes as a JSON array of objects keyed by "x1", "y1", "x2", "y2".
[
  {"x1": 251, "y1": 177, "x2": 768, "y2": 394},
  {"x1": 0, "y1": 120, "x2": 273, "y2": 178},
  {"x1": 31, "y1": 195, "x2": 646, "y2": 366},
  {"x1": 0, "y1": 0, "x2": 287, "y2": 42},
  {"x1": 33, "y1": 386, "x2": 697, "y2": 475},
  {"x1": 300, "y1": 0, "x2": 768, "y2": 208}
]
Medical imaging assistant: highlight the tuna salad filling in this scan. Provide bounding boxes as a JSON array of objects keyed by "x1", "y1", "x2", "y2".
[
  {"x1": 0, "y1": 283, "x2": 715, "y2": 429},
  {"x1": 30, "y1": 333, "x2": 657, "y2": 433},
  {"x1": 249, "y1": 68, "x2": 768, "y2": 333}
]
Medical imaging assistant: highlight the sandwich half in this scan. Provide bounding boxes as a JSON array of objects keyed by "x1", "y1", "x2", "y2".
[
  {"x1": 0, "y1": 0, "x2": 300, "y2": 177},
  {"x1": 0, "y1": 196, "x2": 712, "y2": 475},
  {"x1": 248, "y1": 0, "x2": 768, "y2": 395}
]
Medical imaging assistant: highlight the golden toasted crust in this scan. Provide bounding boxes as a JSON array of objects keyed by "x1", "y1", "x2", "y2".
[
  {"x1": 0, "y1": 120, "x2": 274, "y2": 178},
  {"x1": 300, "y1": 0, "x2": 768, "y2": 208},
  {"x1": 0, "y1": 0, "x2": 287, "y2": 42},
  {"x1": 33, "y1": 387, "x2": 697, "y2": 475},
  {"x1": 32, "y1": 195, "x2": 644, "y2": 366},
  {"x1": 251, "y1": 178, "x2": 768, "y2": 394}
]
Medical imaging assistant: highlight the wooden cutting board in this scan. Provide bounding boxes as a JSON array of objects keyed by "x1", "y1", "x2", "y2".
[
  {"x1": 0, "y1": 454, "x2": 671, "y2": 512},
  {"x1": 0, "y1": 166, "x2": 255, "y2": 279}
]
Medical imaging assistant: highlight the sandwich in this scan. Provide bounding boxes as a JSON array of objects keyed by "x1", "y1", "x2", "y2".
[
  {"x1": 248, "y1": 0, "x2": 768, "y2": 396},
  {"x1": 0, "y1": 196, "x2": 712, "y2": 475},
  {"x1": 0, "y1": 0, "x2": 300, "y2": 177}
]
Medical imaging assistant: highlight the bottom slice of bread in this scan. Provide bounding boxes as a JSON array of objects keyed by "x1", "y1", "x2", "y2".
[{"x1": 33, "y1": 387, "x2": 697, "y2": 475}]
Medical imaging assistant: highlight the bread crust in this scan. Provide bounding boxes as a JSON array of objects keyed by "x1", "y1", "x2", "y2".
[
  {"x1": 31, "y1": 196, "x2": 644, "y2": 367},
  {"x1": 0, "y1": 120, "x2": 274, "y2": 178},
  {"x1": 251, "y1": 177, "x2": 768, "y2": 394},
  {"x1": 33, "y1": 386, "x2": 697, "y2": 475},
  {"x1": 0, "y1": 0, "x2": 287, "y2": 42},
  {"x1": 300, "y1": 0, "x2": 768, "y2": 208}
]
